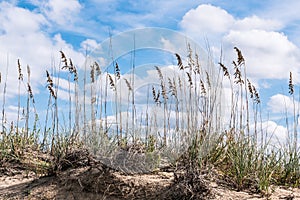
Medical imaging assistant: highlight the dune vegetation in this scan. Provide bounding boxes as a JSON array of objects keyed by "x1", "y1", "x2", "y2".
[{"x1": 0, "y1": 46, "x2": 299, "y2": 199}]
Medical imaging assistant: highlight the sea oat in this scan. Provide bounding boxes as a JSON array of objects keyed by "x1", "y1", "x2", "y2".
[
  {"x1": 107, "y1": 74, "x2": 115, "y2": 91},
  {"x1": 155, "y1": 92, "x2": 160, "y2": 104},
  {"x1": 46, "y1": 70, "x2": 56, "y2": 99},
  {"x1": 94, "y1": 62, "x2": 101, "y2": 76},
  {"x1": 232, "y1": 60, "x2": 238, "y2": 69},
  {"x1": 73, "y1": 67, "x2": 78, "y2": 81},
  {"x1": 152, "y1": 86, "x2": 156, "y2": 100},
  {"x1": 69, "y1": 58, "x2": 75, "y2": 73},
  {"x1": 161, "y1": 82, "x2": 168, "y2": 101},
  {"x1": 27, "y1": 65, "x2": 30, "y2": 78},
  {"x1": 115, "y1": 62, "x2": 121, "y2": 80},
  {"x1": 234, "y1": 47, "x2": 245, "y2": 66},
  {"x1": 234, "y1": 67, "x2": 244, "y2": 84},
  {"x1": 186, "y1": 72, "x2": 193, "y2": 87},
  {"x1": 60, "y1": 51, "x2": 68, "y2": 69},
  {"x1": 90, "y1": 64, "x2": 95, "y2": 83},
  {"x1": 247, "y1": 79, "x2": 254, "y2": 99},
  {"x1": 48, "y1": 86, "x2": 56, "y2": 99},
  {"x1": 200, "y1": 79, "x2": 206, "y2": 95},
  {"x1": 205, "y1": 71, "x2": 211, "y2": 88},
  {"x1": 124, "y1": 78, "x2": 132, "y2": 91},
  {"x1": 17, "y1": 59, "x2": 23, "y2": 81},
  {"x1": 252, "y1": 85, "x2": 260, "y2": 104},
  {"x1": 168, "y1": 77, "x2": 177, "y2": 97},
  {"x1": 155, "y1": 66, "x2": 163, "y2": 81},
  {"x1": 46, "y1": 70, "x2": 53, "y2": 87},
  {"x1": 152, "y1": 86, "x2": 160, "y2": 104},
  {"x1": 194, "y1": 53, "x2": 201, "y2": 74},
  {"x1": 219, "y1": 62, "x2": 230, "y2": 78},
  {"x1": 187, "y1": 44, "x2": 194, "y2": 71},
  {"x1": 152, "y1": 86, "x2": 156, "y2": 101},
  {"x1": 175, "y1": 53, "x2": 184, "y2": 70},
  {"x1": 289, "y1": 71, "x2": 294, "y2": 95},
  {"x1": 27, "y1": 83, "x2": 34, "y2": 103}
]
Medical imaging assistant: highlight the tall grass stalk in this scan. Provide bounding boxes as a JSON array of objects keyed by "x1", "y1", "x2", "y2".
[
  {"x1": 17, "y1": 59, "x2": 23, "y2": 136},
  {"x1": 131, "y1": 37, "x2": 136, "y2": 143},
  {"x1": 90, "y1": 63, "x2": 96, "y2": 142},
  {"x1": 289, "y1": 72, "x2": 298, "y2": 153},
  {"x1": 25, "y1": 65, "x2": 31, "y2": 140},
  {"x1": 124, "y1": 78, "x2": 132, "y2": 144},
  {"x1": 83, "y1": 50, "x2": 88, "y2": 143},
  {"x1": 94, "y1": 61, "x2": 103, "y2": 137},
  {"x1": 1, "y1": 54, "x2": 9, "y2": 135}
]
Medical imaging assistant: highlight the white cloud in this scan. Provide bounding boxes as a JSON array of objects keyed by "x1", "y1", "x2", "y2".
[
  {"x1": 52, "y1": 77, "x2": 76, "y2": 93},
  {"x1": 261, "y1": 0, "x2": 300, "y2": 24},
  {"x1": 40, "y1": 0, "x2": 82, "y2": 26},
  {"x1": 267, "y1": 94, "x2": 297, "y2": 115},
  {"x1": 80, "y1": 39, "x2": 100, "y2": 52},
  {"x1": 223, "y1": 30, "x2": 300, "y2": 79},
  {"x1": 160, "y1": 37, "x2": 177, "y2": 53},
  {"x1": 55, "y1": 87, "x2": 75, "y2": 102},
  {"x1": 0, "y1": 2, "x2": 85, "y2": 103},
  {"x1": 180, "y1": 4, "x2": 300, "y2": 82},
  {"x1": 180, "y1": 4, "x2": 235, "y2": 37},
  {"x1": 234, "y1": 15, "x2": 282, "y2": 31},
  {"x1": 261, "y1": 0, "x2": 300, "y2": 47},
  {"x1": 0, "y1": 2, "x2": 48, "y2": 34},
  {"x1": 251, "y1": 120, "x2": 289, "y2": 146}
]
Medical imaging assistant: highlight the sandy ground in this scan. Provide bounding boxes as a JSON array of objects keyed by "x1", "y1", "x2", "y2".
[
  {"x1": 0, "y1": 149, "x2": 299, "y2": 199},
  {"x1": 1, "y1": 165, "x2": 300, "y2": 200}
]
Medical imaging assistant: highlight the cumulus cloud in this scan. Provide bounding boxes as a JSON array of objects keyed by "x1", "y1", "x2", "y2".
[
  {"x1": 160, "y1": 37, "x2": 177, "y2": 53},
  {"x1": 180, "y1": 4, "x2": 235, "y2": 37},
  {"x1": 223, "y1": 30, "x2": 300, "y2": 79},
  {"x1": 234, "y1": 15, "x2": 282, "y2": 31},
  {"x1": 250, "y1": 120, "x2": 289, "y2": 146},
  {"x1": 0, "y1": 1, "x2": 85, "y2": 107},
  {"x1": 267, "y1": 94, "x2": 297, "y2": 114},
  {"x1": 0, "y1": 2, "x2": 48, "y2": 34},
  {"x1": 80, "y1": 39, "x2": 100, "y2": 51},
  {"x1": 39, "y1": 0, "x2": 82, "y2": 26},
  {"x1": 180, "y1": 4, "x2": 300, "y2": 82}
]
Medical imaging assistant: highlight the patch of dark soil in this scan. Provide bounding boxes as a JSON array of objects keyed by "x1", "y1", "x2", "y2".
[
  {"x1": 160, "y1": 164, "x2": 214, "y2": 200},
  {"x1": 56, "y1": 148, "x2": 90, "y2": 171}
]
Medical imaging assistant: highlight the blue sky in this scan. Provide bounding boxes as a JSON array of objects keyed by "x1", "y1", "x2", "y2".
[{"x1": 1, "y1": 0, "x2": 300, "y2": 142}]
